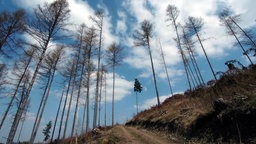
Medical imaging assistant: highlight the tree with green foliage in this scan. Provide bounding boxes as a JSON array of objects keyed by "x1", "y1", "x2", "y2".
[
  {"x1": 43, "y1": 121, "x2": 52, "y2": 142},
  {"x1": 134, "y1": 78, "x2": 142, "y2": 114}
]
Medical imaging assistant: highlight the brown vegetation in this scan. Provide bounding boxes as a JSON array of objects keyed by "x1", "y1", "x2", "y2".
[{"x1": 126, "y1": 66, "x2": 256, "y2": 143}]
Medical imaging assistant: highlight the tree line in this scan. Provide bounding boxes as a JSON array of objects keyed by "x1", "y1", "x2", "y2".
[
  {"x1": 0, "y1": 0, "x2": 122, "y2": 143},
  {"x1": 133, "y1": 4, "x2": 256, "y2": 108}
]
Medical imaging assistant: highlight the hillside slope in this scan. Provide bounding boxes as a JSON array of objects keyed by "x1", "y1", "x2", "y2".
[{"x1": 126, "y1": 67, "x2": 256, "y2": 143}]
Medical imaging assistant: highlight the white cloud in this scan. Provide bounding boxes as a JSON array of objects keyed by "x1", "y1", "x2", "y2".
[
  {"x1": 121, "y1": 0, "x2": 256, "y2": 83},
  {"x1": 139, "y1": 95, "x2": 169, "y2": 110},
  {"x1": 140, "y1": 92, "x2": 184, "y2": 110},
  {"x1": 116, "y1": 11, "x2": 127, "y2": 34},
  {"x1": 13, "y1": 0, "x2": 118, "y2": 52},
  {"x1": 105, "y1": 73, "x2": 133, "y2": 102}
]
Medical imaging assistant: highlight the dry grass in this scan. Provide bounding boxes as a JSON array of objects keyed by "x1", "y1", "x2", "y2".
[{"x1": 129, "y1": 67, "x2": 256, "y2": 130}]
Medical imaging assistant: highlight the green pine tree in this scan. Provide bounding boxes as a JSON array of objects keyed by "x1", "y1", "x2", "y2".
[
  {"x1": 134, "y1": 78, "x2": 142, "y2": 114},
  {"x1": 43, "y1": 121, "x2": 52, "y2": 142}
]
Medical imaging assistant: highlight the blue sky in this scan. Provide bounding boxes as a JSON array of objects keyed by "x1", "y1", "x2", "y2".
[{"x1": 0, "y1": 0, "x2": 256, "y2": 143}]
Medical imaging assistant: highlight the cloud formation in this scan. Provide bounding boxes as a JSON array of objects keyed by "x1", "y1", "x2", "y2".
[{"x1": 121, "y1": 0, "x2": 256, "y2": 82}]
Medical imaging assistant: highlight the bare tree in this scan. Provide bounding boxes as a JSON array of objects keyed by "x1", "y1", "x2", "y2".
[
  {"x1": 0, "y1": 9, "x2": 26, "y2": 56},
  {"x1": 58, "y1": 60, "x2": 75, "y2": 141},
  {"x1": 166, "y1": 5, "x2": 192, "y2": 91},
  {"x1": 17, "y1": 99, "x2": 30, "y2": 143},
  {"x1": 180, "y1": 26, "x2": 205, "y2": 86},
  {"x1": 81, "y1": 26, "x2": 97, "y2": 133},
  {"x1": 103, "y1": 66, "x2": 107, "y2": 127},
  {"x1": 7, "y1": 0, "x2": 70, "y2": 143},
  {"x1": 0, "y1": 47, "x2": 36, "y2": 130},
  {"x1": 98, "y1": 65, "x2": 104, "y2": 127},
  {"x1": 158, "y1": 40, "x2": 174, "y2": 95},
  {"x1": 186, "y1": 16, "x2": 218, "y2": 81},
  {"x1": 29, "y1": 45, "x2": 65, "y2": 143},
  {"x1": 219, "y1": 9, "x2": 253, "y2": 65},
  {"x1": 63, "y1": 59, "x2": 79, "y2": 140},
  {"x1": 51, "y1": 87, "x2": 65, "y2": 143},
  {"x1": 71, "y1": 24, "x2": 87, "y2": 138},
  {"x1": 91, "y1": 10, "x2": 104, "y2": 129},
  {"x1": 134, "y1": 20, "x2": 160, "y2": 106},
  {"x1": 105, "y1": 42, "x2": 122, "y2": 126}
]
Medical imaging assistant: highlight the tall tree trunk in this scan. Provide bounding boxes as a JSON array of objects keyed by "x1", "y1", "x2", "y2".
[
  {"x1": 30, "y1": 62, "x2": 59, "y2": 143},
  {"x1": 63, "y1": 60, "x2": 79, "y2": 140},
  {"x1": 171, "y1": 13, "x2": 192, "y2": 90},
  {"x1": 0, "y1": 52, "x2": 33, "y2": 130},
  {"x1": 159, "y1": 40, "x2": 174, "y2": 96},
  {"x1": 230, "y1": 18, "x2": 256, "y2": 48},
  {"x1": 146, "y1": 36, "x2": 160, "y2": 106},
  {"x1": 7, "y1": 46, "x2": 47, "y2": 144},
  {"x1": 111, "y1": 65, "x2": 115, "y2": 126},
  {"x1": 93, "y1": 16, "x2": 103, "y2": 129},
  {"x1": 136, "y1": 92, "x2": 138, "y2": 114},
  {"x1": 224, "y1": 20, "x2": 253, "y2": 65},
  {"x1": 29, "y1": 72, "x2": 51, "y2": 143},
  {"x1": 104, "y1": 72, "x2": 107, "y2": 127},
  {"x1": 71, "y1": 27, "x2": 86, "y2": 138},
  {"x1": 58, "y1": 63, "x2": 74, "y2": 140},
  {"x1": 51, "y1": 87, "x2": 65, "y2": 143},
  {"x1": 82, "y1": 47, "x2": 93, "y2": 133},
  {"x1": 98, "y1": 68, "x2": 103, "y2": 127},
  {"x1": 71, "y1": 58, "x2": 85, "y2": 138},
  {"x1": 193, "y1": 25, "x2": 218, "y2": 81}
]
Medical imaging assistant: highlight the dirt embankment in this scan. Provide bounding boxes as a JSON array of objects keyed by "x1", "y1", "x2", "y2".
[
  {"x1": 126, "y1": 97, "x2": 256, "y2": 143},
  {"x1": 126, "y1": 68, "x2": 256, "y2": 143}
]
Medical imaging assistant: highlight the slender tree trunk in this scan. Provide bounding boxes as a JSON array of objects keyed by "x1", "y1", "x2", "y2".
[
  {"x1": 136, "y1": 92, "x2": 138, "y2": 114},
  {"x1": 147, "y1": 37, "x2": 160, "y2": 106},
  {"x1": 170, "y1": 13, "x2": 192, "y2": 90},
  {"x1": 71, "y1": 26, "x2": 85, "y2": 138},
  {"x1": 85, "y1": 72, "x2": 90, "y2": 132},
  {"x1": 30, "y1": 72, "x2": 51, "y2": 143},
  {"x1": 17, "y1": 116, "x2": 25, "y2": 143},
  {"x1": 0, "y1": 53, "x2": 33, "y2": 130},
  {"x1": 71, "y1": 59, "x2": 85, "y2": 138},
  {"x1": 93, "y1": 16, "x2": 103, "y2": 129},
  {"x1": 17, "y1": 96, "x2": 29, "y2": 143},
  {"x1": 58, "y1": 63, "x2": 74, "y2": 140},
  {"x1": 51, "y1": 87, "x2": 65, "y2": 143},
  {"x1": 187, "y1": 60, "x2": 198, "y2": 88},
  {"x1": 7, "y1": 46, "x2": 47, "y2": 144},
  {"x1": 104, "y1": 72, "x2": 107, "y2": 127},
  {"x1": 159, "y1": 40, "x2": 174, "y2": 96},
  {"x1": 189, "y1": 51, "x2": 204, "y2": 85},
  {"x1": 230, "y1": 18, "x2": 256, "y2": 48},
  {"x1": 85, "y1": 65, "x2": 92, "y2": 133},
  {"x1": 181, "y1": 27, "x2": 205, "y2": 86},
  {"x1": 63, "y1": 61, "x2": 79, "y2": 140},
  {"x1": 112, "y1": 65, "x2": 115, "y2": 126},
  {"x1": 193, "y1": 26, "x2": 218, "y2": 81},
  {"x1": 225, "y1": 20, "x2": 253, "y2": 65},
  {"x1": 82, "y1": 47, "x2": 92, "y2": 133},
  {"x1": 144, "y1": 38, "x2": 161, "y2": 106},
  {"x1": 30, "y1": 63, "x2": 58, "y2": 143},
  {"x1": 98, "y1": 68, "x2": 103, "y2": 127}
]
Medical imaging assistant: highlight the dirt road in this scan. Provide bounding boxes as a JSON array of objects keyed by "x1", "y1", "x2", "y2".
[{"x1": 90, "y1": 125, "x2": 181, "y2": 144}]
